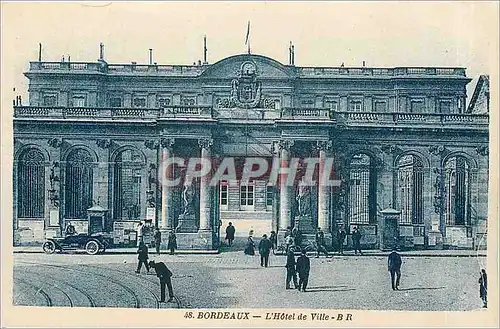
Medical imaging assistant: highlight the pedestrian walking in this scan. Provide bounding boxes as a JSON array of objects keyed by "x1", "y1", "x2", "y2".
[
  {"x1": 352, "y1": 226, "x2": 363, "y2": 255},
  {"x1": 387, "y1": 247, "x2": 402, "y2": 290},
  {"x1": 315, "y1": 227, "x2": 330, "y2": 258},
  {"x1": 135, "y1": 242, "x2": 150, "y2": 274},
  {"x1": 292, "y1": 227, "x2": 303, "y2": 247},
  {"x1": 148, "y1": 260, "x2": 174, "y2": 303},
  {"x1": 167, "y1": 230, "x2": 177, "y2": 255},
  {"x1": 285, "y1": 249, "x2": 299, "y2": 289},
  {"x1": 258, "y1": 234, "x2": 273, "y2": 267},
  {"x1": 337, "y1": 226, "x2": 346, "y2": 255},
  {"x1": 296, "y1": 249, "x2": 310, "y2": 292},
  {"x1": 244, "y1": 231, "x2": 255, "y2": 255},
  {"x1": 153, "y1": 227, "x2": 162, "y2": 255},
  {"x1": 269, "y1": 231, "x2": 277, "y2": 251},
  {"x1": 479, "y1": 269, "x2": 487, "y2": 308},
  {"x1": 136, "y1": 221, "x2": 145, "y2": 247},
  {"x1": 225, "y1": 222, "x2": 236, "y2": 246}
]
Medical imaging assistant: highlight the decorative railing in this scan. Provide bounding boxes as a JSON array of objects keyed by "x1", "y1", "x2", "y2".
[
  {"x1": 13, "y1": 106, "x2": 214, "y2": 120},
  {"x1": 14, "y1": 106, "x2": 488, "y2": 127},
  {"x1": 281, "y1": 108, "x2": 331, "y2": 119},
  {"x1": 161, "y1": 106, "x2": 213, "y2": 118},
  {"x1": 29, "y1": 61, "x2": 205, "y2": 76},
  {"x1": 28, "y1": 61, "x2": 467, "y2": 78},
  {"x1": 298, "y1": 66, "x2": 466, "y2": 77},
  {"x1": 333, "y1": 111, "x2": 489, "y2": 126}
]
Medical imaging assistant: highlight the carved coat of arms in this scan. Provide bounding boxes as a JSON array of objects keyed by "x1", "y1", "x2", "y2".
[{"x1": 230, "y1": 62, "x2": 262, "y2": 109}]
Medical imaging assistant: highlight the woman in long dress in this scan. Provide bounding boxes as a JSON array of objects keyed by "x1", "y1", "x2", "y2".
[{"x1": 244, "y1": 230, "x2": 255, "y2": 255}]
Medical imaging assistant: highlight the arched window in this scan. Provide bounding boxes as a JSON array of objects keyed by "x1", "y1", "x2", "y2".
[
  {"x1": 396, "y1": 155, "x2": 424, "y2": 225},
  {"x1": 444, "y1": 156, "x2": 471, "y2": 226},
  {"x1": 65, "y1": 149, "x2": 94, "y2": 219},
  {"x1": 348, "y1": 154, "x2": 376, "y2": 224},
  {"x1": 113, "y1": 149, "x2": 144, "y2": 220},
  {"x1": 17, "y1": 149, "x2": 45, "y2": 218}
]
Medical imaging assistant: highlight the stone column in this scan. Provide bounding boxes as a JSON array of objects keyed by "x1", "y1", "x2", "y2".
[
  {"x1": 198, "y1": 138, "x2": 213, "y2": 231},
  {"x1": 278, "y1": 140, "x2": 294, "y2": 231},
  {"x1": 317, "y1": 140, "x2": 332, "y2": 232},
  {"x1": 160, "y1": 138, "x2": 175, "y2": 230}
]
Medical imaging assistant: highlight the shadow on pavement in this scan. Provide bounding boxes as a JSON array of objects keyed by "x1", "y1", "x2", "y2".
[
  {"x1": 305, "y1": 288, "x2": 356, "y2": 292},
  {"x1": 398, "y1": 287, "x2": 445, "y2": 291}
]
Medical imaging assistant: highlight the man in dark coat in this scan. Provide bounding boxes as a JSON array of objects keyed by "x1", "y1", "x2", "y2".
[
  {"x1": 479, "y1": 269, "x2": 487, "y2": 308},
  {"x1": 225, "y1": 222, "x2": 236, "y2": 246},
  {"x1": 387, "y1": 248, "x2": 402, "y2": 290},
  {"x1": 285, "y1": 249, "x2": 299, "y2": 289},
  {"x1": 296, "y1": 249, "x2": 310, "y2": 292},
  {"x1": 153, "y1": 227, "x2": 162, "y2": 255},
  {"x1": 149, "y1": 260, "x2": 174, "y2": 302},
  {"x1": 258, "y1": 234, "x2": 273, "y2": 267},
  {"x1": 167, "y1": 230, "x2": 177, "y2": 255},
  {"x1": 337, "y1": 227, "x2": 346, "y2": 255},
  {"x1": 135, "y1": 242, "x2": 150, "y2": 274},
  {"x1": 269, "y1": 231, "x2": 277, "y2": 251},
  {"x1": 315, "y1": 227, "x2": 330, "y2": 258},
  {"x1": 352, "y1": 226, "x2": 363, "y2": 255}
]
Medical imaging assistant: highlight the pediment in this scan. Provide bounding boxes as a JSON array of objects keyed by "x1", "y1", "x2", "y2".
[{"x1": 200, "y1": 54, "x2": 291, "y2": 80}]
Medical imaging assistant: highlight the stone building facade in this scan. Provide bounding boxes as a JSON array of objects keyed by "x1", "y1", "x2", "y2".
[{"x1": 13, "y1": 51, "x2": 489, "y2": 250}]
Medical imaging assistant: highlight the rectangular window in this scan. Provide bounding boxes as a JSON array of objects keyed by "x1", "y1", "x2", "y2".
[
  {"x1": 274, "y1": 99, "x2": 281, "y2": 110},
  {"x1": 158, "y1": 97, "x2": 171, "y2": 107},
  {"x1": 410, "y1": 100, "x2": 425, "y2": 113},
  {"x1": 72, "y1": 96, "x2": 86, "y2": 107},
  {"x1": 220, "y1": 181, "x2": 228, "y2": 210},
  {"x1": 133, "y1": 98, "x2": 146, "y2": 108},
  {"x1": 440, "y1": 101, "x2": 451, "y2": 114},
  {"x1": 350, "y1": 101, "x2": 362, "y2": 112},
  {"x1": 325, "y1": 101, "x2": 338, "y2": 111},
  {"x1": 240, "y1": 184, "x2": 254, "y2": 210},
  {"x1": 110, "y1": 97, "x2": 122, "y2": 108},
  {"x1": 266, "y1": 186, "x2": 273, "y2": 207},
  {"x1": 43, "y1": 95, "x2": 57, "y2": 106},
  {"x1": 181, "y1": 97, "x2": 196, "y2": 106},
  {"x1": 374, "y1": 101, "x2": 387, "y2": 112}
]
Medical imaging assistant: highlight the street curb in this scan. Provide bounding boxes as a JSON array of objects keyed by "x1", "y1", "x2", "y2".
[
  {"x1": 13, "y1": 250, "x2": 486, "y2": 257},
  {"x1": 13, "y1": 250, "x2": 220, "y2": 255}
]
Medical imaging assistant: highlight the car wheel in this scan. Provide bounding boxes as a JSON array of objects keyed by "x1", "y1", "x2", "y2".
[
  {"x1": 43, "y1": 241, "x2": 56, "y2": 254},
  {"x1": 85, "y1": 240, "x2": 99, "y2": 255}
]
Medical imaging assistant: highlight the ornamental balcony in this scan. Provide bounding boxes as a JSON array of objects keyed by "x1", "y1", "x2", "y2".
[
  {"x1": 278, "y1": 108, "x2": 488, "y2": 129},
  {"x1": 27, "y1": 61, "x2": 466, "y2": 78},
  {"x1": 13, "y1": 105, "x2": 214, "y2": 120}
]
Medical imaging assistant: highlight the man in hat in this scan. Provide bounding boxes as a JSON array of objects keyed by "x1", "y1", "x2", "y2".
[
  {"x1": 285, "y1": 249, "x2": 299, "y2": 289},
  {"x1": 153, "y1": 227, "x2": 162, "y2": 255},
  {"x1": 387, "y1": 247, "x2": 402, "y2": 290},
  {"x1": 225, "y1": 222, "x2": 236, "y2": 247},
  {"x1": 258, "y1": 234, "x2": 273, "y2": 267},
  {"x1": 352, "y1": 226, "x2": 363, "y2": 255},
  {"x1": 315, "y1": 227, "x2": 330, "y2": 258},
  {"x1": 148, "y1": 260, "x2": 174, "y2": 302},
  {"x1": 296, "y1": 249, "x2": 311, "y2": 292}
]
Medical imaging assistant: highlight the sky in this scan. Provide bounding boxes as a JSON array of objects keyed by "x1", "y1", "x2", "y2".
[{"x1": 1, "y1": 1, "x2": 498, "y2": 106}]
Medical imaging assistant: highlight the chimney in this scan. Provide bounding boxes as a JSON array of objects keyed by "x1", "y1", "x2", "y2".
[
  {"x1": 38, "y1": 43, "x2": 42, "y2": 62},
  {"x1": 149, "y1": 48, "x2": 153, "y2": 65},
  {"x1": 99, "y1": 42, "x2": 104, "y2": 60},
  {"x1": 289, "y1": 41, "x2": 292, "y2": 65},
  {"x1": 363, "y1": 61, "x2": 366, "y2": 67},
  {"x1": 291, "y1": 45, "x2": 295, "y2": 66},
  {"x1": 68, "y1": 55, "x2": 71, "y2": 63}
]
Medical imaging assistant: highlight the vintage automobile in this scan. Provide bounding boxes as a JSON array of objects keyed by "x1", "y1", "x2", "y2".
[{"x1": 42, "y1": 232, "x2": 110, "y2": 255}]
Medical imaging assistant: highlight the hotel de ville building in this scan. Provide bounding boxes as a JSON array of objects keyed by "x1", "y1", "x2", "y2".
[{"x1": 12, "y1": 42, "x2": 490, "y2": 251}]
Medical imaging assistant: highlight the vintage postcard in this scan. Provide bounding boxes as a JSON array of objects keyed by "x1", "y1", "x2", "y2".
[{"x1": 1, "y1": 1, "x2": 498, "y2": 328}]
